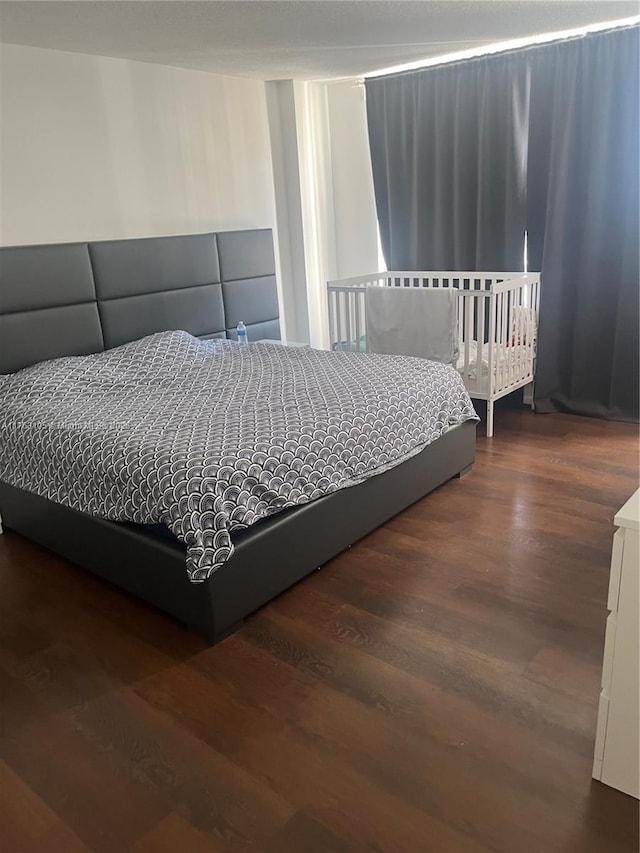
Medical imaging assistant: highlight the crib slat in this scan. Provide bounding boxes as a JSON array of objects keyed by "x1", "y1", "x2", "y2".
[
  {"x1": 526, "y1": 287, "x2": 532, "y2": 376},
  {"x1": 514, "y1": 295, "x2": 520, "y2": 384},
  {"x1": 518, "y1": 293, "x2": 525, "y2": 382},
  {"x1": 524, "y1": 283, "x2": 531, "y2": 379},
  {"x1": 363, "y1": 287, "x2": 368, "y2": 351},
  {"x1": 502, "y1": 290, "x2": 509, "y2": 391},
  {"x1": 476, "y1": 294, "x2": 484, "y2": 391},
  {"x1": 507, "y1": 293, "x2": 513, "y2": 388},
  {"x1": 496, "y1": 291, "x2": 501, "y2": 390},
  {"x1": 335, "y1": 290, "x2": 342, "y2": 351},
  {"x1": 510, "y1": 292, "x2": 516, "y2": 388},
  {"x1": 351, "y1": 290, "x2": 357, "y2": 349},
  {"x1": 346, "y1": 291, "x2": 351, "y2": 350},
  {"x1": 488, "y1": 289, "x2": 496, "y2": 398},
  {"x1": 518, "y1": 287, "x2": 524, "y2": 383},
  {"x1": 494, "y1": 291, "x2": 500, "y2": 390},
  {"x1": 511, "y1": 295, "x2": 517, "y2": 388},
  {"x1": 330, "y1": 289, "x2": 337, "y2": 349},
  {"x1": 523, "y1": 311, "x2": 528, "y2": 381},
  {"x1": 464, "y1": 293, "x2": 472, "y2": 388}
]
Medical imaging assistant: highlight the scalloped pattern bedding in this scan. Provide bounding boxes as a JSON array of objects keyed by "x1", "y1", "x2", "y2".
[{"x1": 0, "y1": 331, "x2": 477, "y2": 581}]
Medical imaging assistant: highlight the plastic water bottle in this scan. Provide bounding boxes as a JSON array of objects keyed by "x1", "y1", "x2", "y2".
[{"x1": 236, "y1": 321, "x2": 248, "y2": 345}]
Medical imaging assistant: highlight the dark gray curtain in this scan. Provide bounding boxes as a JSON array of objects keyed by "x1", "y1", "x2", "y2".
[
  {"x1": 366, "y1": 26, "x2": 639, "y2": 422},
  {"x1": 527, "y1": 28, "x2": 639, "y2": 421},
  {"x1": 365, "y1": 54, "x2": 530, "y2": 270}
]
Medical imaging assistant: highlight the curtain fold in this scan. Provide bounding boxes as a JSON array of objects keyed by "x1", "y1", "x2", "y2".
[
  {"x1": 527, "y1": 28, "x2": 639, "y2": 421},
  {"x1": 366, "y1": 54, "x2": 529, "y2": 270}
]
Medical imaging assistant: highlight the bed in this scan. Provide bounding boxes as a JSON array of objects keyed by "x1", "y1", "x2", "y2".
[{"x1": 0, "y1": 230, "x2": 477, "y2": 643}]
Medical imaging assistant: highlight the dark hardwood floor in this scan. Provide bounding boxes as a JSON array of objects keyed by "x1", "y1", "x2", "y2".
[{"x1": 1, "y1": 410, "x2": 638, "y2": 852}]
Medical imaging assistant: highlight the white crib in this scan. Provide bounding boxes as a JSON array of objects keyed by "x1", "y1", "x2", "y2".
[{"x1": 326, "y1": 271, "x2": 541, "y2": 437}]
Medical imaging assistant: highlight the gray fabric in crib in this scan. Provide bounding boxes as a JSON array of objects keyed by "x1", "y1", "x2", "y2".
[{"x1": 365, "y1": 286, "x2": 459, "y2": 365}]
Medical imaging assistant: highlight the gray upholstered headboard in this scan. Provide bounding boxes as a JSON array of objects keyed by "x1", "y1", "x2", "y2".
[{"x1": 0, "y1": 229, "x2": 281, "y2": 374}]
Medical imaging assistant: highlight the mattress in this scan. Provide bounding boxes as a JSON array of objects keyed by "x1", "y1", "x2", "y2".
[
  {"x1": 456, "y1": 340, "x2": 532, "y2": 382},
  {"x1": 0, "y1": 331, "x2": 477, "y2": 580},
  {"x1": 334, "y1": 336, "x2": 531, "y2": 384}
]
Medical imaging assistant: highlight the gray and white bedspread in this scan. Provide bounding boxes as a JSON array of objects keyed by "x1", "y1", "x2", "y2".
[{"x1": 0, "y1": 331, "x2": 477, "y2": 581}]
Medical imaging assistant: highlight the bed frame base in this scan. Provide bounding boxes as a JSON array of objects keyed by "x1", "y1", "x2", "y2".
[
  {"x1": 0, "y1": 421, "x2": 475, "y2": 644},
  {"x1": 456, "y1": 462, "x2": 474, "y2": 478}
]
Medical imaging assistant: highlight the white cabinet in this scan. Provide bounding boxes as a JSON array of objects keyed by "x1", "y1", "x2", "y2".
[{"x1": 593, "y1": 489, "x2": 639, "y2": 799}]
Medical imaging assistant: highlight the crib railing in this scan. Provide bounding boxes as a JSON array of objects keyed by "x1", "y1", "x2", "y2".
[
  {"x1": 326, "y1": 271, "x2": 541, "y2": 436},
  {"x1": 489, "y1": 277, "x2": 541, "y2": 398}
]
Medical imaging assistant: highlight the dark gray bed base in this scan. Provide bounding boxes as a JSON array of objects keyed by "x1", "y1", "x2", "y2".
[
  {"x1": 0, "y1": 421, "x2": 475, "y2": 644},
  {"x1": 0, "y1": 228, "x2": 475, "y2": 643}
]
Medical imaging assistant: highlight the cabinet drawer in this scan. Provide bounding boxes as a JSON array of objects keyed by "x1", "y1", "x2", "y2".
[{"x1": 607, "y1": 528, "x2": 625, "y2": 612}]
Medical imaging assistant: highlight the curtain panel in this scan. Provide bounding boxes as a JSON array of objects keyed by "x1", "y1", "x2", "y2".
[
  {"x1": 365, "y1": 54, "x2": 530, "y2": 271},
  {"x1": 365, "y1": 27, "x2": 639, "y2": 422},
  {"x1": 527, "y1": 28, "x2": 639, "y2": 421}
]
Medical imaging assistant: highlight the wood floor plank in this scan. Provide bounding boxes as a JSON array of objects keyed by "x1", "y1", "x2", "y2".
[
  {"x1": 0, "y1": 663, "x2": 55, "y2": 739},
  {"x1": 134, "y1": 662, "x2": 488, "y2": 852},
  {"x1": 0, "y1": 759, "x2": 90, "y2": 853},
  {"x1": 0, "y1": 410, "x2": 638, "y2": 852},
  {"x1": 131, "y1": 813, "x2": 227, "y2": 853},
  {"x1": 0, "y1": 713, "x2": 169, "y2": 852},
  {"x1": 195, "y1": 632, "x2": 603, "y2": 820},
  {"x1": 67, "y1": 686, "x2": 294, "y2": 849},
  {"x1": 524, "y1": 644, "x2": 603, "y2": 703},
  {"x1": 261, "y1": 810, "x2": 354, "y2": 853}
]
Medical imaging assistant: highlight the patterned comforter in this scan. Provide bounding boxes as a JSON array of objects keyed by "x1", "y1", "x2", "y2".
[{"x1": 0, "y1": 332, "x2": 477, "y2": 581}]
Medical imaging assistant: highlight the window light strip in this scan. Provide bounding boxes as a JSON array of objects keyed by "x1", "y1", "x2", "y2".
[{"x1": 364, "y1": 16, "x2": 640, "y2": 79}]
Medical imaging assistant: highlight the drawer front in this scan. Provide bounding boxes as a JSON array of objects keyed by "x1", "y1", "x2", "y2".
[{"x1": 607, "y1": 528, "x2": 625, "y2": 612}]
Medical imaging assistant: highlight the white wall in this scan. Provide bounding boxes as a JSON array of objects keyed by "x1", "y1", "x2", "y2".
[
  {"x1": 326, "y1": 80, "x2": 379, "y2": 278},
  {"x1": 0, "y1": 43, "x2": 277, "y2": 246},
  {"x1": 293, "y1": 81, "x2": 337, "y2": 349},
  {"x1": 0, "y1": 44, "x2": 380, "y2": 345},
  {"x1": 265, "y1": 79, "x2": 311, "y2": 343},
  {"x1": 265, "y1": 77, "x2": 379, "y2": 347}
]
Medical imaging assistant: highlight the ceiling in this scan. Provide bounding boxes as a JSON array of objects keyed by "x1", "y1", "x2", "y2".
[{"x1": 0, "y1": 1, "x2": 637, "y2": 80}]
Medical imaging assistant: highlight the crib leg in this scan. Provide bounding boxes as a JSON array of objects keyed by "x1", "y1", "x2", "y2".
[
  {"x1": 523, "y1": 381, "x2": 535, "y2": 409},
  {"x1": 486, "y1": 401, "x2": 494, "y2": 438}
]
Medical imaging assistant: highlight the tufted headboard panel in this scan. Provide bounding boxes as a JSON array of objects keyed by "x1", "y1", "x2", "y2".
[
  {"x1": 217, "y1": 229, "x2": 280, "y2": 342},
  {"x1": 0, "y1": 228, "x2": 281, "y2": 374}
]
